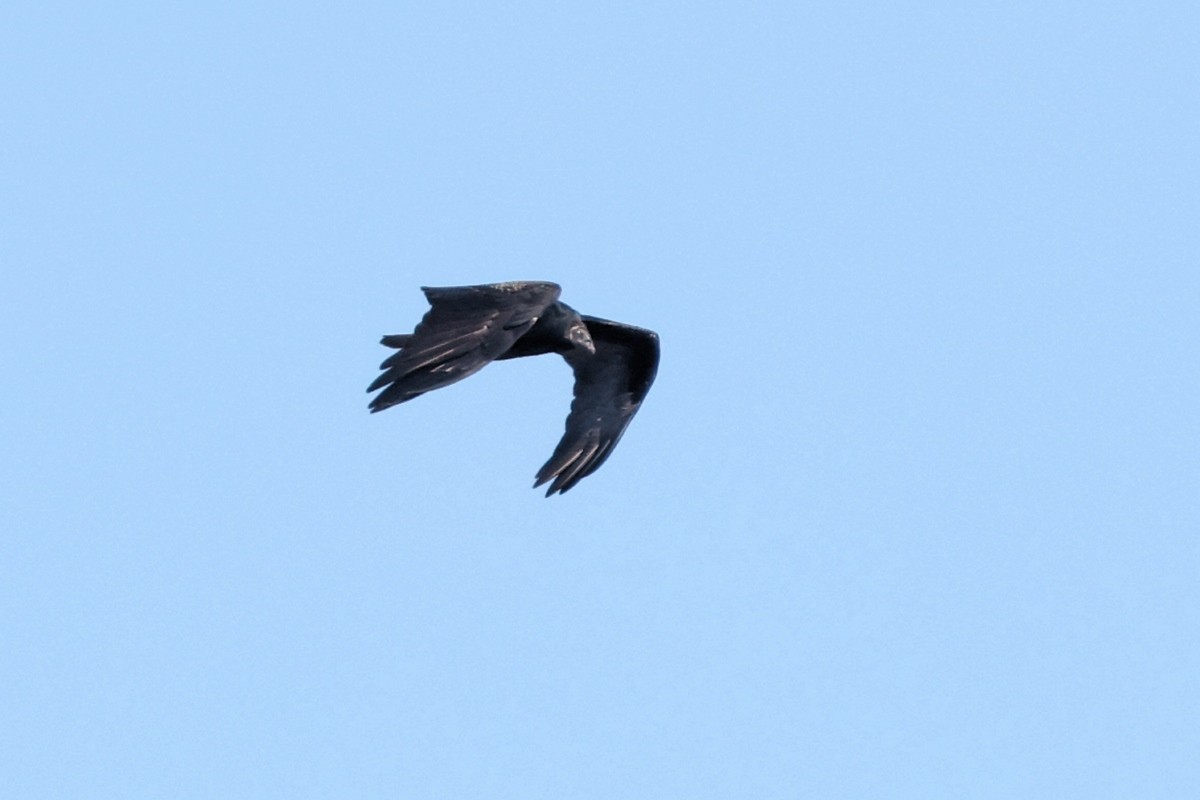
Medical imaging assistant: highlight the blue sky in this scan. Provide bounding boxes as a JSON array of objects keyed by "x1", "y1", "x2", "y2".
[{"x1": 3, "y1": 2, "x2": 1197, "y2": 797}]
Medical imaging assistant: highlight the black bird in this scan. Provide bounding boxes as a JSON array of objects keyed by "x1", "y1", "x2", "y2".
[{"x1": 367, "y1": 281, "x2": 660, "y2": 496}]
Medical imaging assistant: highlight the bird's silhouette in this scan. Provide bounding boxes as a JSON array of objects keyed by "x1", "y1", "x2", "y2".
[{"x1": 368, "y1": 281, "x2": 659, "y2": 495}]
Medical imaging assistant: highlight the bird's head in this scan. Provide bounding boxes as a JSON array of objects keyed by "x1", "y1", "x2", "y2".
[
  {"x1": 543, "y1": 302, "x2": 595, "y2": 355},
  {"x1": 567, "y1": 317, "x2": 596, "y2": 355}
]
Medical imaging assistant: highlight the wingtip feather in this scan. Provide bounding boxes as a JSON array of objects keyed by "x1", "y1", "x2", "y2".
[{"x1": 380, "y1": 334, "x2": 411, "y2": 349}]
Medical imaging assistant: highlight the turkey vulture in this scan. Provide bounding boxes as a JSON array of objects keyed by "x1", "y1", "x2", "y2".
[{"x1": 367, "y1": 281, "x2": 659, "y2": 496}]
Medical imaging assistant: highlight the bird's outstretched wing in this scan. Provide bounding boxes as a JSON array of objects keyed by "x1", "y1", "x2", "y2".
[
  {"x1": 368, "y1": 282, "x2": 561, "y2": 412},
  {"x1": 534, "y1": 317, "x2": 660, "y2": 495}
]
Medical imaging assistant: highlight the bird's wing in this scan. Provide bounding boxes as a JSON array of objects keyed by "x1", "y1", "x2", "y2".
[
  {"x1": 534, "y1": 316, "x2": 660, "y2": 495},
  {"x1": 368, "y1": 282, "x2": 561, "y2": 411}
]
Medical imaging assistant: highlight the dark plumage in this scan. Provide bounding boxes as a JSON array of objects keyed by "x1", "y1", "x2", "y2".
[{"x1": 367, "y1": 281, "x2": 660, "y2": 496}]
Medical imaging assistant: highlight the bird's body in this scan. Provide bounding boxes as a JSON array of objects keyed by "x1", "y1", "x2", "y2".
[{"x1": 367, "y1": 281, "x2": 659, "y2": 495}]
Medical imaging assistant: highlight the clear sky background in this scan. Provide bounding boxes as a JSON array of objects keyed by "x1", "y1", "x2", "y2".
[{"x1": 3, "y1": 2, "x2": 1197, "y2": 798}]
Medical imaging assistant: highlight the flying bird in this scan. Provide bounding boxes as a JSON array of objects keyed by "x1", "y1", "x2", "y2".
[{"x1": 367, "y1": 281, "x2": 659, "y2": 496}]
